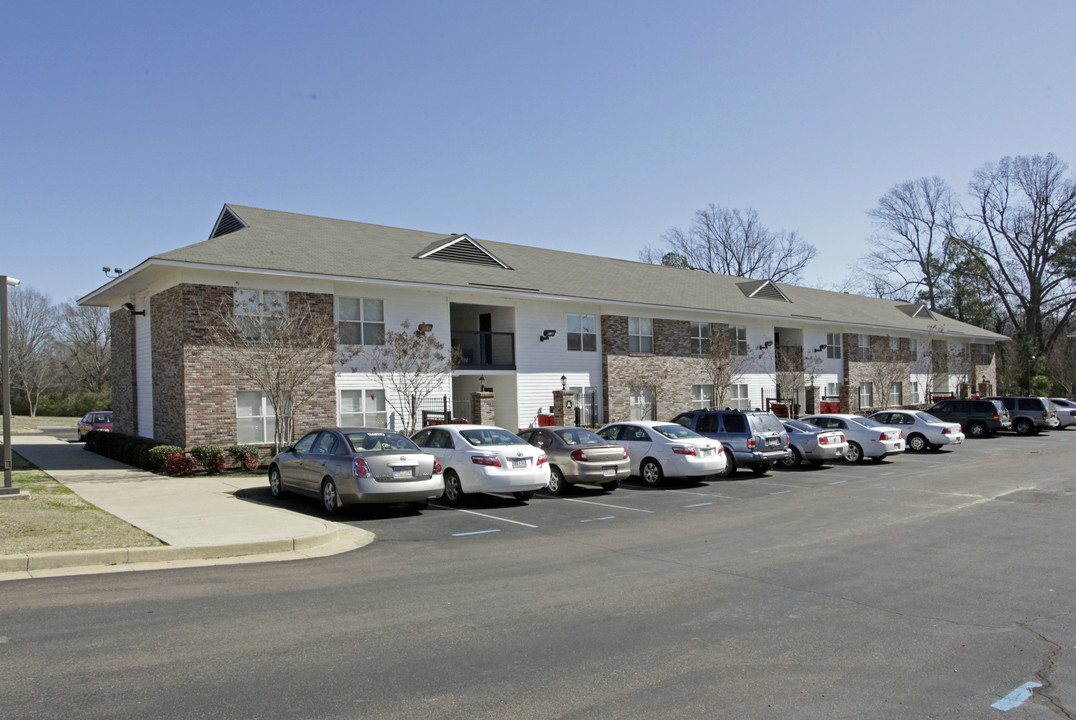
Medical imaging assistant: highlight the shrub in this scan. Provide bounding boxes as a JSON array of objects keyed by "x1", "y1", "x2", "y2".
[
  {"x1": 190, "y1": 445, "x2": 225, "y2": 470},
  {"x1": 148, "y1": 445, "x2": 184, "y2": 471},
  {"x1": 164, "y1": 451, "x2": 197, "y2": 476},
  {"x1": 228, "y1": 445, "x2": 261, "y2": 471}
]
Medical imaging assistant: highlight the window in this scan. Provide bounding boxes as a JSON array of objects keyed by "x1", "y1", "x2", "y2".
[
  {"x1": 889, "y1": 382, "x2": 902, "y2": 406},
  {"x1": 889, "y1": 336, "x2": 900, "y2": 352},
  {"x1": 826, "y1": 333, "x2": 842, "y2": 359},
  {"x1": 628, "y1": 317, "x2": 653, "y2": 354},
  {"x1": 629, "y1": 386, "x2": 656, "y2": 420},
  {"x1": 690, "y1": 322, "x2": 711, "y2": 355},
  {"x1": 858, "y1": 334, "x2": 872, "y2": 361},
  {"x1": 825, "y1": 382, "x2": 840, "y2": 399},
  {"x1": 236, "y1": 391, "x2": 286, "y2": 444},
  {"x1": 732, "y1": 325, "x2": 748, "y2": 356},
  {"x1": 859, "y1": 382, "x2": 874, "y2": 409},
  {"x1": 339, "y1": 389, "x2": 387, "y2": 427},
  {"x1": 234, "y1": 289, "x2": 286, "y2": 341},
  {"x1": 910, "y1": 339, "x2": 920, "y2": 360},
  {"x1": 908, "y1": 381, "x2": 920, "y2": 405},
  {"x1": 567, "y1": 313, "x2": 597, "y2": 352},
  {"x1": 338, "y1": 297, "x2": 385, "y2": 345},
  {"x1": 730, "y1": 383, "x2": 750, "y2": 410},
  {"x1": 692, "y1": 384, "x2": 714, "y2": 410}
]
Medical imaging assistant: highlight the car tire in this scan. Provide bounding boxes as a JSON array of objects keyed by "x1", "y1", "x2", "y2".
[
  {"x1": 967, "y1": 421, "x2": 987, "y2": 438},
  {"x1": 442, "y1": 470, "x2": 463, "y2": 505},
  {"x1": 547, "y1": 465, "x2": 568, "y2": 495},
  {"x1": 779, "y1": 447, "x2": 801, "y2": 469},
  {"x1": 77, "y1": 432, "x2": 86, "y2": 442},
  {"x1": 749, "y1": 463, "x2": 771, "y2": 475},
  {"x1": 321, "y1": 478, "x2": 340, "y2": 516},
  {"x1": 600, "y1": 480, "x2": 620, "y2": 491},
  {"x1": 1014, "y1": 418, "x2": 1033, "y2": 435},
  {"x1": 720, "y1": 455, "x2": 737, "y2": 477},
  {"x1": 269, "y1": 466, "x2": 286, "y2": 498},
  {"x1": 907, "y1": 433, "x2": 928, "y2": 452},
  {"x1": 845, "y1": 442, "x2": 864, "y2": 463},
  {"x1": 513, "y1": 491, "x2": 534, "y2": 502},
  {"x1": 640, "y1": 459, "x2": 664, "y2": 486}
]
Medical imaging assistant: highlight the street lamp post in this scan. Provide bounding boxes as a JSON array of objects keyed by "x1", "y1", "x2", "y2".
[
  {"x1": 2, "y1": 275, "x2": 21, "y2": 495},
  {"x1": 1027, "y1": 355, "x2": 1036, "y2": 396}
]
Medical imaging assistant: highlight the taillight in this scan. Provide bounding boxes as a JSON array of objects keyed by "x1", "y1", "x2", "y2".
[
  {"x1": 471, "y1": 454, "x2": 502, "y2": 467},
  {"x1": 570, "y1": 449, "x2": 587, "y2": 462},
  {"x1": 537, "y1": 454, "x2": 549, "y2": 466},
  {"x1": 747, "y1": 437, "x2": 756, "y2": 450},
  {"x1": 993, "y1": 414, "x2": 1000, "y2": 421},
  {"x1": 1042, "y1": 411, "x2": 1049, "y2": 418},
  {"x1": 672, "y1": 445, "x2": 698, "y2": 456},
  {"x1": 353, "y1": 457, "x2": 370, "y2": 478},
  {"x1": 621, "y1": 448, "x2": 629, "y2": 459},
  {"x1": 942, "y1": 427, "x2": 951, "y2": 435},
  {"x1": 717, "y1": 445, "x2": 724, "y2": 455},
  {"x1": 433, "y1": 457, "x2": 442, "y2": 474},
  {"x1": 819, "y1": 435, "x2": 830, "y2": 445}
]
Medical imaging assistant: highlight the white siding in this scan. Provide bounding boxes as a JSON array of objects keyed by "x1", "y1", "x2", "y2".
[{"x1": 135, "y1": 303, "x2": 153, "y2": 438}]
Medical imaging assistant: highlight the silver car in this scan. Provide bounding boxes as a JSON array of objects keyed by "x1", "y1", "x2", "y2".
[
  {"x1": 517, "y1": 426, "x2": 630, "y2": 494},
  {"x1": 268, "y1": 427, "x2": 444, "y2": 515},
  {"x1": 780, "y1": 420, "x2": 848, "y2": 468}
]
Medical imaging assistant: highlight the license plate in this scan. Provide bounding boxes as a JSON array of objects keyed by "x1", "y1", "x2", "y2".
[
  {"x1": 701, "y1": 448, "x2": 713, "y2": 457},
  {"x1": 511, "y1": 459, "x2": 527, "y2": 469},
  {"x1": 603, "y1": 466, "x2": 617, "y2": 476},
  {"x1": 392, "y1": 467, "x2": 414, "y2": 478},
  {"x1": 765, "y1": 437, "x2": 779, "y2": 447}
]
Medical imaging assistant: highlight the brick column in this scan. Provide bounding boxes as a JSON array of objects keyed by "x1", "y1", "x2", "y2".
[
  {"x1": 839, "y1": 385, "x2": 852, "y2": 413},
  {"x1": 804, "y1": 386, "x2": 818, "y2": 415},
  {"x1": 471, "y1": 392, "x2": 496, "y2": 426},
  {"x1": 552, "y1": 390, "x2": 577, "y2": 427}
]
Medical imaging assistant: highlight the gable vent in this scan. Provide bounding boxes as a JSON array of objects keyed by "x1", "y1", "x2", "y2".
[
  {"x1": 417, "y1": 234, "x2": 511, "y2": 269},
  {"x1": 738, "y1": 279, "x2": 791, "y2": 303},
  {"x1": 210, "y1": 207, "x2": 248, "y2": 238},
  {"x1": 896, "y1": 303, "x2": 937, "y2": 321}
]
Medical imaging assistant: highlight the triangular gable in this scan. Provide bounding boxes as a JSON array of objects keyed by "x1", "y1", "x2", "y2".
[
  {"x1": 896, "y1": 303, "x2": 937, "y2": 321},
  {"x1": 737, "y1": 279, "x2": 791, "y2": 303},
  {"x1": 209, "y1": 206, "x2": 248, "y2": 239},
  {"x1": 416, "y1": 234, "x2": 512, "y2": 269}
]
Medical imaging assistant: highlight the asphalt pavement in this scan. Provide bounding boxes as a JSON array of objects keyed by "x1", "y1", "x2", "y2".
[{"x1": 0, "y1": 434, "x2": 373, "y2": 581}]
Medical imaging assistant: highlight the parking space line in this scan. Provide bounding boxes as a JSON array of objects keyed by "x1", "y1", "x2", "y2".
[
  {"x1": 829, "y1": 480, "x2": 847, "y2": 485},
  {"x1": 581, "y1": 516, "x2": 615, "y2": 523},
  {"x1": 665, "y1": 489, "x2": 712, "y2": 497},
  {"x1": 770, "y1": 490, "x2": 792, "y2": 495},
  {"x1": 450, "y1": 508, "x2": 539, "y2": 528},
  {"x1": 561, "y1": 497, "x2": 655, "y2": 513},
  {"x1": 452, "y1": 529, "x2": 501, "y2": 537},
  {"x1": 881, "y1": 472, "x2": 896, "y2": 476},
  {"x1": 991, "y1": 681, "x2": 1041, "y2": 711},
  {"x1": 684, "y1": 502, "x2": 713, "y2": 508}
]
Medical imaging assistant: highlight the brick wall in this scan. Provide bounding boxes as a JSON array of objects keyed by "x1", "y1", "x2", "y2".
[{"x1": 110, "y1": 309, "x2": 136, "y2": 436}]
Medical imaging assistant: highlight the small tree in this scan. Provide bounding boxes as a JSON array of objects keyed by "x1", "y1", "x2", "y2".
[
  {"x1": 201, "y1": 292, "x2": 336, "y2": 451},
  {"x1": 701, "y1": 325, "x2": 752, "y2": 408},
  {"x1": 350, "y1": 321, "x2": 456, "y2": 436}
]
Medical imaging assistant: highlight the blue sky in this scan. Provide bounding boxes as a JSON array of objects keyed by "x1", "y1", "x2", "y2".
[{"x1": 4, "y1": 1, "x2": 1074, "y2": 304}]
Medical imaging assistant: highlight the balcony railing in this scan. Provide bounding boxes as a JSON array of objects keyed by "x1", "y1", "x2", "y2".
[{"x1": 452, "y1": 330, "x2": 515, "y2": 370}]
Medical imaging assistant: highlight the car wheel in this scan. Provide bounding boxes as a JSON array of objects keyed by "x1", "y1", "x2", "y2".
[
  {"x1": 640, "y1": 459, "x2": 664, "y2": 486},
  {"x1": 749, "y1": 463, "x2": 771, "y2": 475},
  {"x1": 268, "y1": 465, "x2": 286, "y2": 498},
  {"x1": 321, "y1": 478, "x2": 340, "y2": 516},
  {"x1": 547, "y1": 465, "x2": 568, "y2": 495},
  {"x1": 77, "y1": 432, "x2": 86, "y2": 442},
  {"x1": 779, "y1": 447, "x2": 801, "y2": 469},
  {"x1": 513, "y1": 491, "x2": 534, "y2": 502},
  {"x1": 1014, "y1": 418, "x2": 1033, "y2": 435},
  {"x1": 720, "y1": 455, "x2": 737, "y2": 477},
  {"x1": 600, "y1": 480, "x2": 620, "y2": 491},
  {"x1": 967, "y1": 421, "x2": 987, "y2": 438},
  {"x1": 442, "y1": 470, "x2": 463, "y2": 505},
  {"x1": 907, "y1": 433, "x2": 927, "y2": 452},
  {"x1": 845, "y1": 442, "x2": 864, "y2": 463}
]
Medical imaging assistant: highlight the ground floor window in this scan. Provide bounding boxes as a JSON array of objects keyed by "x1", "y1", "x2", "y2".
[
  {"x1": 907, "y1": 381, "x2": 920, "y2": 405},
  {"x1": 236, "y1": 391, "x2": 285, "y2": 444},
  {"x1": 629, "y1": 386, "x2": 656, "y2": 421},
  {"x1": 692, "y1": 384, "x2": 714, "y2": 410},
  {"x1": 730, "y1": 383, "x2": 750, "y2": 410},
  {"x1": 339, "y1": 389, "x2": 387, "y2": 427},
  {"x1": 889, "y1": 382, "x2": 902, "y2": 407},
  {"x1": 859, "y1": 382, "x2": 874, "y2": 410}
]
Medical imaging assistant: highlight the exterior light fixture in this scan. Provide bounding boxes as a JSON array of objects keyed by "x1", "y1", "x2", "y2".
[
  {"x1": 815, "y1": 343, "x2": 828, "y2": 352},
  {"x1": 479, "y1": 375, "x2": 486, "y2": 392},
  {"x1": 123, "y1": 302, "x2": 145, "y2": 316},
  {"x1": 759, "y1": 340, "x2": 773, "y2": 350},
  {"x1": 561, "y1": 375, "x2": 567, "y2": 390},
  {"x1": 415, "y1": 322, "x2": 433, "y2": 335},
  {"x1": 540, "y1": 329, "x2": 557, "y2": 341}
]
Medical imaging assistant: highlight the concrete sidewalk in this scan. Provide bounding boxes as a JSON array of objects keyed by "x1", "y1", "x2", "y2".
[{"x1": 1, "y1": 435, "x2": 374, "y2": 581}]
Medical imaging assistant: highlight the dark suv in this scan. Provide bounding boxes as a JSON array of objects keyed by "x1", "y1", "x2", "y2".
[
  {"x1": 672, "y1": 410, "x2": 789, "y2": 476},
  {"x1": 983, "y1": 396, "x2": 1059, "y2": 435},
  {"x1": 926, "y1": 398, "x2": 1011, "y2": 438}
]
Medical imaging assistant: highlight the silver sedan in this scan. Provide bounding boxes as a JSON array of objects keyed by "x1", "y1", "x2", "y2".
[
  {"x1": 517, "y1": 426, "x2": 630, "y2": 494},
  {"x1": 268, "y1": 427, "x2": 444, "y2": 515},
  {"x1": 780, "y1": 419, "x2": 848, "y2": 468}
]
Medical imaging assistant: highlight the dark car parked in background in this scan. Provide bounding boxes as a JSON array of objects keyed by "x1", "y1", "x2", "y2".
[
  {"x1": 672, "y1": 409, "x2": 789, "y2": 476},
  {"x1": 983, "y1": 396, "x2": 1059, "y2": 435},
  {"x1": 926, "y1": 398, "x2": 1010, "y2": 438},
  {"x1": 77, "y1": 411, "x2": 113, "y2": 441}
]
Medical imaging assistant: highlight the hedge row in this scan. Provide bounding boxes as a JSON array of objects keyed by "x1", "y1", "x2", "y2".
[{"x1": 85, "y1": 432, "x2": 262, "y2": 474}]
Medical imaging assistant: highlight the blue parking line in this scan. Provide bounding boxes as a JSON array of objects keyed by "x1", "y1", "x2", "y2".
[
  {"x1": 991, "y1": 681, "x2": 1041, "y2": 710},
  {"x1": 829, "y1": 480, "x2": 847, "y2": 485},
  {"x1": 684, "y1": 502, "x2": 713, "y2": 508},
  {"x1": 452, "y1": 529, "x2": 502, "y2": 537},
  {"x1": 770, "y1": 490, "x2": 791, "y2": 495},
  {"x1": 581, "y1": 516, "x2": 615, "y2": 523}
]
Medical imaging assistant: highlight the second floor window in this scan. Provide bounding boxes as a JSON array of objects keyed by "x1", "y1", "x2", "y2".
[
  {"x1": 338, "y1": 298, "x2": 385, "y2": 345},
  {"x1": 629, "y1": 317, "x2": 653, "y2": 354},
  {"x1": 690, "y1": 322, "x2": 710, "y2": 355},
  {"x1": 567, "y1": 313, "x2": 597, "y2": 352},
  {"x1": 858, "y1": 334, "x2": 872, "y2": 361},
  {"x1": 732, "y1": 325, "x2": 748, "y2": 356},
  {"x1": 234, "y1": 289, "x2": 286, "y2": 341},
  {"x1": 826, "y1": 333, "x2": 842, "y2": 359}
]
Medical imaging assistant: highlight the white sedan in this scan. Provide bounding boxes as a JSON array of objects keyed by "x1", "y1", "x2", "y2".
[
  {"x1": 411, "y1": 424, "x2": 549, "y2": 503},
  {"x1": 868, "y1": 410, "x2": 965, "y2": 451},
  {"x1": 595, "y1": 421, "x2": 726, "y2": 486},
  {"x1": 798, "y1": 414, "x2": 905, "y2": 463}
]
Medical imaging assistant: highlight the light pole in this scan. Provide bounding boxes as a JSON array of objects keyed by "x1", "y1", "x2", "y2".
[
  {"x1": 1027, "y1": 355, "x2": 1036, "y2": 396},
  {"x1": 2, "y1": 275, "x2": 21, "y2": 495}
]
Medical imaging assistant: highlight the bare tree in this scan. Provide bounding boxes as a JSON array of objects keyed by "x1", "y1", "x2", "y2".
[
  {"x1": 200, "y1": 293, "x2": 337, "y2": 450},
  {"x1": 960, "y1": 153, "x2": 1076, "y2": 357},
  {"x1": 861, "y1": 177, "x2": 957, "y2": 309},
  {"x1": 1045, "y1": 335, "x2": 1076, "y2": 397},
  {"x1": 8, "y1": 287, "x2": 60, "y2": 416},
  {"x1": 642, "y1": 205, "x2": 817, "y2": 282},
  {"x1": 701, "y1": 326, "x2": 752, "y2": 408},
  {"x1": 350, "y1": 321, "x2": 456, "y2": 436},
  {"x1": 56, "y1": 303, "x2": 111, "y2": 394}
]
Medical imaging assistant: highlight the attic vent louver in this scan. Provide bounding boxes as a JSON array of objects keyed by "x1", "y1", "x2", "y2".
[
  {"x1": 210, "y1": 207, "x2": 247, "y2": 238},
  {"x1": 737, "y1": 279, "x2": 791, "y2": 303},
  {"x1": 417, "y1": 234, "x2": 511, "y2": 269},
  {"x1": 896, "y1": 303, "x2": 937, "y2": 321}
]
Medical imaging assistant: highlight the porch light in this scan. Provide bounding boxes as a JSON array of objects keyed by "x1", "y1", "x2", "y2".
[
  {"x1": 540, "y1": 329, "x2": 556, "y2": 341},
  {"x1": 561, "y1": 375, "x2": 567, "y2": 390}
]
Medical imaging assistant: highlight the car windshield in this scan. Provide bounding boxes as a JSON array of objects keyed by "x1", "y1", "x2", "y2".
[
  {"x1": 460, "y1": 428, "x2": 528, "y2": 446},
  {"x1": 848, "y1": 416, "x2": 883, "y2": 428},
  {"x1": 344, "y1": 431, "x2": 418, "y2": 452},
  {"x1": 913, "y1": 411, "x2": 944, "y2": 423},
  {"x1": 784, "y1": 420, "x2": 814, "y2": 432},
  {"x1": 554, "y1": 428, "x2": 606, "y2": 446},
  {"x1": 653, "y1": 424, "x2": 702, "y2": 440},
  {"x1": 750, "y1": 413, "x2": 786, "y2": 434}
]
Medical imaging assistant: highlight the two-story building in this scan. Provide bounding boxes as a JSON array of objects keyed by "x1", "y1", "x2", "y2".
[{"x1": 79, "y1": 204, "x2": 1008, "y2": 449}]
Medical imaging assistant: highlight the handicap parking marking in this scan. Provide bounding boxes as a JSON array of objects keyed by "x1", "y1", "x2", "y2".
[
  {"x1": 561, "y1": 497, "x2": 655, "y2": 513},
  {"x1": 991, "y1": 681, "x2": 1041, "y2": 711}
]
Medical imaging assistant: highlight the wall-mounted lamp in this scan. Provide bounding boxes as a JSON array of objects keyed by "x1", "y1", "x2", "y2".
[
  {"x1": 560, "y1": 374, "x2": 567, "y2": 391},
  {"x1": 478, "y1": 375, "x2": 486, "y2": 392},
  {"x1": 540, "y1": 329, "x2": 557, "y2": 341},
  {"x1": 758, "y1": 340, "x2": 773, "y2": 350},
  {"x1": 815, "y1": 343, "x2": 828, "y2": 352},
  {"x1": 103, "y1": 267, "x2": 124, "y2": 278},
  {"x1": 123, "y1": 302, "x2": 145, "y2": 316},
  {"x1": 415, "y1": 322, "x2": 434, "y2": 336}
]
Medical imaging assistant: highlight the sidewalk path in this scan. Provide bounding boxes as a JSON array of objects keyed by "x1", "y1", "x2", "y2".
[{"x1": 1, "y1": 435, "x2": 373, "y2": 581}]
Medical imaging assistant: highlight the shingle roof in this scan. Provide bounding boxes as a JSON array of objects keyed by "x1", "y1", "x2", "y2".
[{"x1": 135, "y1": 204, "x2": 1007, "y2": 340}]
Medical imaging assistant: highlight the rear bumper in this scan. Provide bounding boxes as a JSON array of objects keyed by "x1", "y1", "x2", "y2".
[{"x1": 344, "y1": 475, "x2": 445, "y2": 505}]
